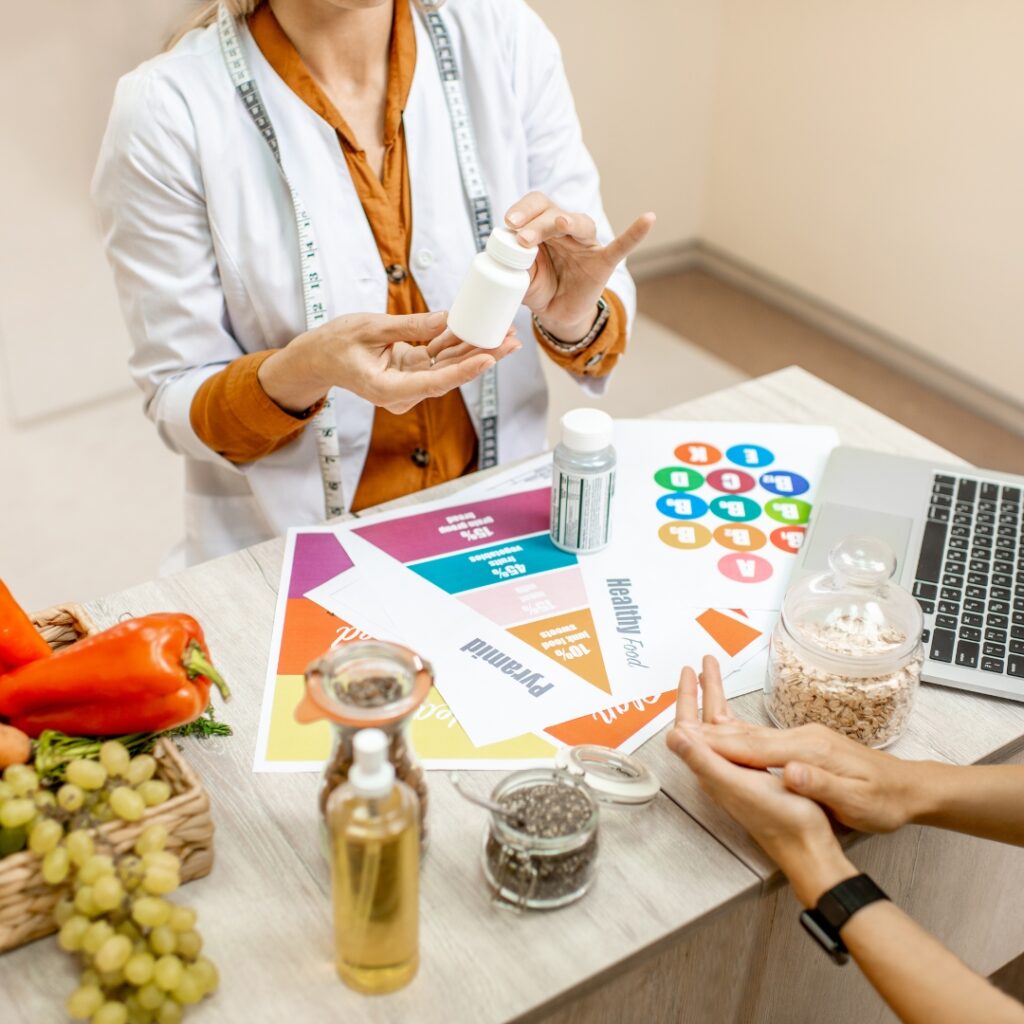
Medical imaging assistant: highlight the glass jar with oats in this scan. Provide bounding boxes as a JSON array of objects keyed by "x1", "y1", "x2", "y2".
[{"x1": 764, "y1": 536, "x2": 924, "y2": 748}]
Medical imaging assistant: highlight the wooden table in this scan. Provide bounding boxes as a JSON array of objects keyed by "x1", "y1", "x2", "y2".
[{"x1": 4, "y1": 367, "x2": 1023, "y2": 1023}]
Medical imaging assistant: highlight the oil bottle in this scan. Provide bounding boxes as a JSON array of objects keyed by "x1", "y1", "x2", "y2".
[{"x1": 327, "y1": 728, "x2": 420, "y2": 994}]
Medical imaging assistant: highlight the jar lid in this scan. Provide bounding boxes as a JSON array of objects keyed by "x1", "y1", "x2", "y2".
[
  {"x1": 781, "y1": 535, "x2": 923, "y2": 674},
  {"x1": 555, "y1": 745, "x2": 659, "y2": 805},
  {"x1": 296, "y1": 640, "x2": 432, "y2": 728}
]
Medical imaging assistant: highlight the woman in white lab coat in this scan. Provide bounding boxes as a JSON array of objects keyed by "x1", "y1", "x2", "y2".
[{"x1": 93, "y1": 0, "x2": 653, "y2": 567}]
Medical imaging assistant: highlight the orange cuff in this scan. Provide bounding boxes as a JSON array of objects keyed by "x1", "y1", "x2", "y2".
[
  {"x1": 533, "y1": 290, "x2": 628, "y2": 377},
  {"x1": 190, "y1": 350, "x2": 325, "y2": 464}
]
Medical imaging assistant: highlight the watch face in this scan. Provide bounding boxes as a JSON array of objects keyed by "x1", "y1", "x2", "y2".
[{"x1": 799, "y1": 910, "x2": 850, "y2": 966}]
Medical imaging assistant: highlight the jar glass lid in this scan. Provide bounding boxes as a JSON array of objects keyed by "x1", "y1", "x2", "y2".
[
  {"x1": 296, "y1": 640, "x2": 432, "y2": 727},
  {"x1": 555, "y1": 745, "x2": 659, "y2": 805},
  {"x1": 782, "y1": 536, "x2": 923, "y2": 672}
]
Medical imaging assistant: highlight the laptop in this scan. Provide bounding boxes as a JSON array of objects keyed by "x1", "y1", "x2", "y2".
[{"x1": 794, "y1": 447, "x2": 1024, "y2": 702}]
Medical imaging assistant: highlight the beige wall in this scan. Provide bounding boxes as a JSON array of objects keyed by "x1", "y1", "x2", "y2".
[
  {"x1": 530, "y1": 0, "x2": 719, "y2": 251},
  {"x1": 0, "y1": 1, "x2": 190, "y2": 423},
  {"x1": 2, "y1": 1, "x2": 1020, "y2": 423},
  {"x1": 703, "y1": 0, "x2": 1024, "y2": 406}
]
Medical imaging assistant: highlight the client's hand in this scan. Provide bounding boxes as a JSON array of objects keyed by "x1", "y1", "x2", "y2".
[
  {"x1": 695, "y1": 714, "x2": 923, "y2": 835},
  {"x1": 667, "y1": 657, "x2": 855, "y2": 906}
]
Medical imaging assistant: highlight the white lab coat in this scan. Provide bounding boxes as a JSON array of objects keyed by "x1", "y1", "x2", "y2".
[{"x1": 93, "y1": 0, "x2": 636, "y2": 567}]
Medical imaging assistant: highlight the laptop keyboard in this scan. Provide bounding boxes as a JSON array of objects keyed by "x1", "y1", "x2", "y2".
[{"x1": 913, "y1": 474, "x2": 1024, "y2": 678}]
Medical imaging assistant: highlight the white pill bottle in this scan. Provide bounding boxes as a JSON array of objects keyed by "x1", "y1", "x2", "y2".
[
  {"x1": 550, "y1": 409, "x2": 617, "y2": 554},
  {"x1": 447, "y1": 227, "x2": 538, "y2": 349}
]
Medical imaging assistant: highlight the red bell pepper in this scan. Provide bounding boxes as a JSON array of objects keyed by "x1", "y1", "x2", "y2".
[
  {"x1": 0, "y1": 579, "x2": 52, "y2": 672},
  {"x1": 0, "y1": 613, "x2": 229, "y2": 738}
]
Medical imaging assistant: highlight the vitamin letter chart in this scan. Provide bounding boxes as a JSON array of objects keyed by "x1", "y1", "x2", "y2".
[{"x1": 606, "y1": 421, "x2": 839, "y2": 611}]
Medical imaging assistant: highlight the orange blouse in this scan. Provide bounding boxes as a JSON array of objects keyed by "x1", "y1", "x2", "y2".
[{"x1": 189, "y1": 0, "x2": 627, "y2": 512}]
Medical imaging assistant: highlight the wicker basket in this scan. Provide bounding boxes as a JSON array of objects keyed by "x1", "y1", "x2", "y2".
[
  {"x1": 28, "y1": 603, "x2": 99, "y2": 652},
  {"x1": 0, "y1": 606, "x2": 215, "y2": 954}
]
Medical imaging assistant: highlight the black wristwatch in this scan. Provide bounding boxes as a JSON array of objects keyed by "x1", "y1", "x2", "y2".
[{"x1": 800, "y1": 874, "x2": 889, "y2": 965}]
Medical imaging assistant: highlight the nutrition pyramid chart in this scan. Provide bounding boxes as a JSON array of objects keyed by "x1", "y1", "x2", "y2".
[{"x1": 347, "y1": 487, "x2": 623, "y2": 699}]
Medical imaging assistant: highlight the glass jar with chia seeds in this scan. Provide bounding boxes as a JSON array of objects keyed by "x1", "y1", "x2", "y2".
[
  {"x1": 295, "y1": 641, "x2": 432, "y2": 848},
  {"x1": 481, "y1": 746, "x2": 659, "y2": 910},
  {"x1": 764, "y1": 536, "x2": 924, "y2": 748}
]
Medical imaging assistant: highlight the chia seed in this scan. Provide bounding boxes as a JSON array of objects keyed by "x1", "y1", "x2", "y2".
[
  {"x1": 498, "y1": 783, "x2": 592, "y2": 838},
  {"x1": 335, "y1": 674, "x2": 405, "y2": 707}
]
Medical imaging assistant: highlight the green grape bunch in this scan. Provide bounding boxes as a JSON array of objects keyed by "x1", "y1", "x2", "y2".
[{"x1": 0, "y1": 741, "x2": 218, "y2": 1024}]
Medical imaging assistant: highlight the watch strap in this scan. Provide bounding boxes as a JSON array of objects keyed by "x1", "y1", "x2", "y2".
[
  {"x1": 799, "y1": 873, "x2": 889, "y2": 965},
  {"x1": 533, "y1": 296, "x2": 610, "y2": 353}
]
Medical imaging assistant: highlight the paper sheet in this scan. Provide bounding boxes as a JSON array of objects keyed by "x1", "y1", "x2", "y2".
[
  {"x1": 602, "y1": 420, "x2": 838, "y2": 610},
  {"x1": 328, "y1": 517, "x2": 633, "y2": 746}
]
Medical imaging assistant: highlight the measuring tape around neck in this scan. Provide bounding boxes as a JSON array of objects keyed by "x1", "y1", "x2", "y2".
[
  {"x1": 218, "y1": 4, "x2": 345, "y2": 518},
  {"x1": 216, "y1": 2, "x2": 499, "y2": 524}
]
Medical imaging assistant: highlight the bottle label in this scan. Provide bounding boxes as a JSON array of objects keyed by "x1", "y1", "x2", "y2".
[{"x1": 550, "y1": 467, "x2": 615, "y2": 552}]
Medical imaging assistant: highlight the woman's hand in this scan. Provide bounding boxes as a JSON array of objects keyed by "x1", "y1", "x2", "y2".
[
  {"x1": 504, "y1": 193, "x2": 655, "y2": 341},
  {"x1": 696, "y1": 717, "x2": 925, "y2": 835},
  {"x1": 667, "y1": 656, "x2": 856, "y2": 906},
  {"x1": 258, "y1": 310, "x2": 520, "y2": 415}
]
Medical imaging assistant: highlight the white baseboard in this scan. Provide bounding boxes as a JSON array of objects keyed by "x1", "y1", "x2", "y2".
[{"x1": 633, "y1": 239, "x2": 1024, "y2": 438}]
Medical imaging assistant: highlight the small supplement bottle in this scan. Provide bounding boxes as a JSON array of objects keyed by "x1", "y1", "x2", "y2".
[
  {"x1": 447, "y1": 227, "x2": 538, "y2": 349},
  {"x1": 328, "y1": 728, "x2": 420, "y2": 994},
  {"x1": 550, "y1": 408, "x2": 616, "y2": 554}
]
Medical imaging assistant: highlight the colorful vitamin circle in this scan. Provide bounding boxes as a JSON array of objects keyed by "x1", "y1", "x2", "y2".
[
  {"x1": 658, "y1": 522, "x2": 713, "y2": 550},
  {"x1": 759, "y1": 470, "x2": 810, "y2": 497},
  {"x1": 770, "y1": 526, "x2": 806, "y2": 554},
  {"x1": 674, "y1": 442, "x2": 722, "y2": 466},
  {"x1": 656, "y1": 493, "x2": 710, "y2": 520},
  {"x1": 654, "y1": 466, "x2": 704, "y2": 492},
  {"x1": 713, "y1": 524, "x2": 767, "y2": 552},
  {"x1": 718, "y1": 552, "x2": 774, "y2": 583},
  {"x1": 709, "y1": 495, "x2": 761, "y2": 522},
  {"x1": 725, "y1": 444, "x2": 775, "y2": 468},
  {"x1": 706, "y1": 468, "x2": 756, "y2": 494},
  {"x1": 764, "y1": 498, "x2": 812, "y2": 525}
]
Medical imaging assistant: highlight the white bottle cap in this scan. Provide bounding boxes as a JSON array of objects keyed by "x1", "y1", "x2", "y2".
[
  {"x1": 486, "y1": 227, "x2": 538, "y2": 270},
  {"x1": 349, "y1": 728, "x2": 395, "y2": 800},
  {"x1": 560, "y1": 408, "x2": 614, "y2": 452}
]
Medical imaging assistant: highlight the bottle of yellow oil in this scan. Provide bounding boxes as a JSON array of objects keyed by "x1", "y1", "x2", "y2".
[{"x1": 327, "y1": 728, "x2": 419, "y2": 994}]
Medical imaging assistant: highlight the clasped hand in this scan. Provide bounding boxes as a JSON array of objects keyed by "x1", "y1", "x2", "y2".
[{"x1": 666, "y1": 657, "x2": 927, "y2": 905}]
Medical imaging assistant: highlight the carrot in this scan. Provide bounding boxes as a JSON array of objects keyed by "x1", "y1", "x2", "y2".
[{"x1": 0, "y1": 723, "x2": 31, "y2": 768}]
